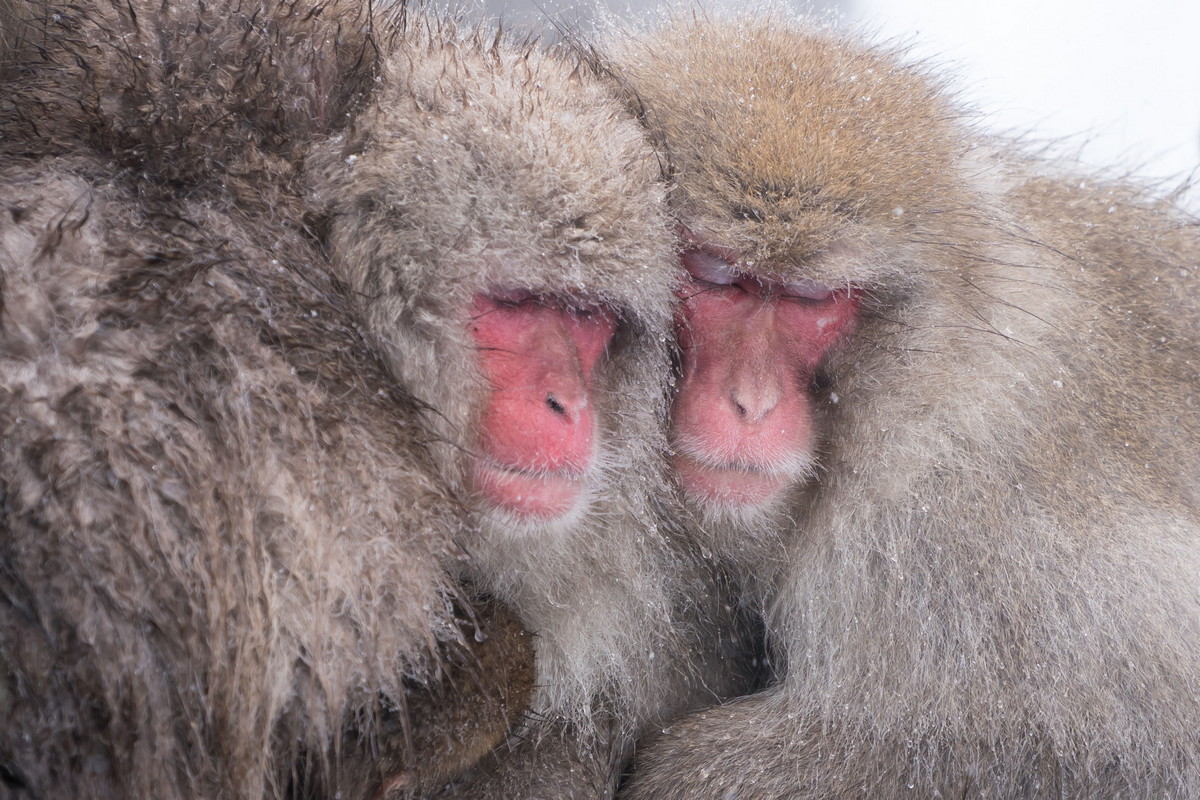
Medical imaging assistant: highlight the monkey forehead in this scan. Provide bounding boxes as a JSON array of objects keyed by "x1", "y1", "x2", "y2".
[
  {"x1": 472, "y1": 251, "x2": 674, "y2": 319},
  {"x1": 609, "y1": 16, "x2": 982, "y2": 234}
]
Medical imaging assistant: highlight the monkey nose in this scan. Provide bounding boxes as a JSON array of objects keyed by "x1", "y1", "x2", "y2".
[
  {"x1": 540, "y1": 381, "x2": 588, "y2": 423},
  {"x1": 730, "y1": 381, "x2": 781, "y2": 424}
]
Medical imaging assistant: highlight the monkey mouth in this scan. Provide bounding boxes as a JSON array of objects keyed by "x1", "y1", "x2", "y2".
[
  {"x1": 672, "y1": 453, "x2": 792, "y2": 506},
  {"x1": 472, "y1": 460, "x2": 585, "y2": 520}
]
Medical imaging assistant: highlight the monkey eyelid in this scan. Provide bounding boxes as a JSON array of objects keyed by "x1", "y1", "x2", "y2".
[
  {"x1": 486, "y1": 287, "x2": 538, "y2": 307},
  {"x1": 682, "y1": 249, "x2": 740, "y2": 285},
  {"x1": 474, "y1": 289, "x2": 619, "y2": 331},
  {"x1": 564, "y1": 300, "x2": 611, "y2": 318},
  {"x1": 778, "y1": 278, "x2": 835, "y2": 303},
  {"x1": 681, "y1": 249, "x2": 837, "y2": 303},
  {"x1": 676, "y1": 225, "x2": 740, "y2": 259}
]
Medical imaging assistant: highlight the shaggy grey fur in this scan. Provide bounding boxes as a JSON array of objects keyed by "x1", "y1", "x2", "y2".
[{"x1": 1, "y1": 2, "x2": 757, "y2": 799}]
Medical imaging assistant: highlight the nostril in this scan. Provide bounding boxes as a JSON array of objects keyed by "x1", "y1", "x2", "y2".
[
  {"x1": 731, "y1": 386, "x2": 777, "y2": 424},
  {"x1": 546, "y1": 394, "x2": 568, "y2": 416}
]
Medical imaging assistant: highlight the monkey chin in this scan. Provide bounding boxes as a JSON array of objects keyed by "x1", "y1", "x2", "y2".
[
  {"x1": 472, "y1": 460, "x2": 587, "y2": 523},
  {"x1": 673, "y1": 453, "x2": 793, "y2": 508},
  {"x1": 671, "y1": 448, "x2": 818, "y2": 535}
]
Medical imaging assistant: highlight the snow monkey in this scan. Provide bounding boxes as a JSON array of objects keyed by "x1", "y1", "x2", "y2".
[
  {"x1": 0, "y1": 1, "x2": 750, "y2": 799},
  {"x1": 310, "y1": 15, "x2": 760, "y2": 799},
  {"x1": 601, "y1": 14, "x2": 1200, "y2": 800}
]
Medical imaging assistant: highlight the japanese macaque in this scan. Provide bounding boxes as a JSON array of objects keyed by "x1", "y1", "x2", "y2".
[
  {"x1": 0, "y1": 2, "x2": 538, "y2": 798},
  {"x1": 602, "y1": 15, "x2": 1200, "y2": 799},
  {"x1": 308, "y1": 16, "x2": 758, "y2": 799}
]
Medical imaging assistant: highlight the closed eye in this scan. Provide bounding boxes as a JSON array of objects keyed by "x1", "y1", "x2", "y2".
[
  {"x1": 682, "y1": 249, "x2": 740, "y2": 285},
  {"x1": 779, "y1": 278, "x2": 834, "y2": 303}
]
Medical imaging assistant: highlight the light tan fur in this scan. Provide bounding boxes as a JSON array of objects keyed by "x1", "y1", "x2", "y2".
[{"x1": 603, "y1": 13, "x2": 1200, "y2": 799}]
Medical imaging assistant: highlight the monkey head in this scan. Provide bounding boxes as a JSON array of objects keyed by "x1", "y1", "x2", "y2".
[
  {"x1": 610, "y1": 17, "x2": 982, "y2": 535},
  {"x1": 312, "y1": 24, "x2": 676, "y2": 538}
]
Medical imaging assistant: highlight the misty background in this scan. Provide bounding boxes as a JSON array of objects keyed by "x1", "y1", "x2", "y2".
[{"x1": 481, "y1": 0, "x2": 1200, "y2": 192}]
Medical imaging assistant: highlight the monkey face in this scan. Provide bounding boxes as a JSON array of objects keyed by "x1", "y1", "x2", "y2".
[
  {"x1": 670, "y1": 240, "x2": 859, "y2": 514},
  {"x1": 468, "y1": 291, "x2": 619, "y2": 520}
]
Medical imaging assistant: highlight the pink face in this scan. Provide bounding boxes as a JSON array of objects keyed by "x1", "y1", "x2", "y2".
[
  {"x1": 468, "y1": 291, "x2": 618, "y2": 520},
  {"x1": 672, "y1": 245, "x2": 860, "y2": 510}
]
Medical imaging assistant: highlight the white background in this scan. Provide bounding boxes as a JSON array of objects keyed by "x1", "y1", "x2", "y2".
[
  {"x1": 846, "y1": 0, "x2": 1200, "y2": 187},
  {"x1": 482, "y1": 0, "x2": 1200, "y2": 194}
]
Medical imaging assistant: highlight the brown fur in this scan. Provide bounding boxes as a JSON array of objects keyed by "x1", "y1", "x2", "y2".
[
  {"x1": 0, "y1": 1, "x2": 535, "y2": 798},
  {"x1": 603, "y1": 14, "x2": 1200, "y2": 799}
]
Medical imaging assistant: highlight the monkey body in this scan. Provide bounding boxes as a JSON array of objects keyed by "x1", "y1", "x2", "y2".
[
  {"x1": 0, "y1": 2, "x2": 534, "y2": 797},
  {"x1": 608, "y1": 17, "x2": 1200, "y2": 799}
]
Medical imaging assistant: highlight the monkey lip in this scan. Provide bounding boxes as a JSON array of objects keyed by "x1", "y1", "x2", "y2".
[
  {"x1": 472, "y1": 460, "x2": 584, "y2": 520},
  {"x1": 673, "y1": 454, "x2": 791, "y2": 506}
]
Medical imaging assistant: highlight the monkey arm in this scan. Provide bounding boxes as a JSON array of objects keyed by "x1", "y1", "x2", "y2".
[
  {"x1": 416, "y1": 714, "x2": 629, "y2": 800},
  {"x1": 619, "y1": 692, "x2": 807, "y2": 800},
  {"x1": 409, "y1": 568, "x2": 767, "y2": 800},
  {"x1": 619, "y1": 692, "x2": 986, "y2": 800},
  {"x1": 319, "y1": 598, "x2": 535, "y2": 800},
  {"x1": 400, "y1": 600, "x2": 537, "y2": 790}
]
